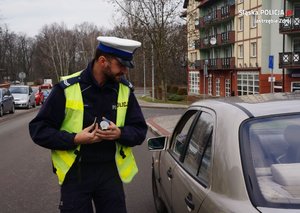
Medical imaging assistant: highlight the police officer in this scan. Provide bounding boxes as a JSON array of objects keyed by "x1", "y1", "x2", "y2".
[{"x1": 29, "y1": 36, "x2": 148, "y2": 213}]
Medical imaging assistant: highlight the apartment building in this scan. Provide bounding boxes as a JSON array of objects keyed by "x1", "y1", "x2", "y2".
[
  {"x1": 279, "y1": 0, "x2": 300, "y2": 92},
  {"x1": 183, "y1": 0, "x2": 300, "y2": 97}
]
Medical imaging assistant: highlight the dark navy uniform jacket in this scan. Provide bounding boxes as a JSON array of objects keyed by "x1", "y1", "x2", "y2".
[{"x1": 29, "y1": 61, "x2": 148, "y2": 162}]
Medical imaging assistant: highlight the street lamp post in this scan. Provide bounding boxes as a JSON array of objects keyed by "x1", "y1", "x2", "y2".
[
  {"x1": 151, "y1": 43, "x2": 155, "y2": 101},
  {"x1": 143, "y1": 50, "x2": 146, "y2": 96},
  {"x1": 203, "y1": 60, "x2": 208, "y2": 99}
]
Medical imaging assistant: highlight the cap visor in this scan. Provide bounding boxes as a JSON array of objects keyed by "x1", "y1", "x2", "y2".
[{"x1": 116, "y1": 57, "x2": 134, "y2": 69}]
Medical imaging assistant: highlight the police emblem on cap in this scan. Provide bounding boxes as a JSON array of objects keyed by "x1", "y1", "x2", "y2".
[{"x1": 97, "y1": 36, "x2": 141, "y2": 68}]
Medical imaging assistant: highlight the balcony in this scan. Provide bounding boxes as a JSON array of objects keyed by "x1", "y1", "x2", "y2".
[
  {"x1": 197, "y1": 31, "x2": 235, "y2": 50},
  {"x1": 279, "y1": 17, "x2": 300, "y2": 34},
  {"x1": 279, "y1": 52, "x2": 300, "y2": 68},
  {"x1": 219, "y1": 31, "x2": 235, "y2": 45},
  {"x1": 199, "y1": 4, "x2": 235, "y2": 28},
  {"x1": 198, "y1": 57, "x2": 235, "y2": 70}
]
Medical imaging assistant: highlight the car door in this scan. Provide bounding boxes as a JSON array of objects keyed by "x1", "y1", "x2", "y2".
[
  {"x1": 6, "y1": 89, "x2": 13, "y2": 111},
  {"x1": 2, "y1": 89, "x2": 9, "y2": 112},
  {"x1": 29, "y1": 86, "x2": 34, "y2": 104},
  {"x1": 159, "y1": 110, "x2": 199, "y2": 211},
  {"x1": 171, "y1": 109, "x2": 214, "y2": 213}
]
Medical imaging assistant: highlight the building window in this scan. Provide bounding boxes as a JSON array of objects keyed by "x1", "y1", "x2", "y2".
[
  {"x1": 208, "y1": 77, "x2": 212, "y2": 95},
  {"x1": 293, "y1": 38, "x2": 300, "y2": 52},
  {"x1": 237, "y1": 72, "x2": 259, "y2": 95},
  {"x1": 295, "y1": 4, "x2": 300, "y2": 18},
  {"x1": 291, "y1": 82, "x2": 300, "y2": 92},
  {"x1": 239, "y1": 17, "x2": 244, "y2": 31},
  {"x1": 215, "y1": 78, "x2": 220, "y2": 96},
  {"x1": 225, "y1": 79, "x2": 231, "y2": 97},
  {"x1": 251, "y1": 14, "x2": 257, "y2": 28},
  {"x1": 251, "y1": 42, "x2": 257, "y2": 57},
  {"x1": 189, "y1": 71, "x2": 200, "y2": 94},
  {"x1": 238, "y1": 44, "x2": 244, "y2": 58}
]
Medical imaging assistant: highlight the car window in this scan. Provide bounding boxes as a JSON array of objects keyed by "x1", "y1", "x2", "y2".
[
  {"x1": 170, "y1": 110, "x2": 198, "y2": 160},
  {"x1": 10, "y1": 87, "x2": 28, "y2": 94},
  {"x1": 242, "y1": 114, "x2": 300, "y2": 208},
  {"x1": 182, "y1": 112, "x2": 213, "y2": 186}
]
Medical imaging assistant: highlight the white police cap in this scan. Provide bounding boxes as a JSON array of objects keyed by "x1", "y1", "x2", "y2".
[{"x1": 97, "y1": 36, "x2": 141, "y2": 68}]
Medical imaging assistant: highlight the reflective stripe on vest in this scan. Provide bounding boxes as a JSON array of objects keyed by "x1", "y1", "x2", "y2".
[
  {"x1": 115, "y1": 84, "x2": 138, "y2": 183},
  {"x1": 51, "y1": 71, "x2": 138, "y2": 185}
]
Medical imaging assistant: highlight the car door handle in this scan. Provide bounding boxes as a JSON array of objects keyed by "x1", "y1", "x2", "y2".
[
  {"x1": 167, "y1": 167, "x2": 173, "y2": 180},
  {"x1": 184, "y1": 193, "x2": 195, "y2": 212}
]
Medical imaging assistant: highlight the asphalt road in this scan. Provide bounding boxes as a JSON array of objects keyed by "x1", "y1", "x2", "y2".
[{"x1": 0, "y1": 107, "x2": 184, "y2": 213}]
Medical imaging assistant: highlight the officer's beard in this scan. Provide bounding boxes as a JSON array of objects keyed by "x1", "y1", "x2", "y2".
[{"x1": 103, "y1": 65, "x2": 122, "y2": 83}]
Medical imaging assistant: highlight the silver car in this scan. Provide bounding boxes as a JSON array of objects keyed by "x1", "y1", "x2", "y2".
[
  {"x1": 148, "y1": 92, "x2": 300, "y2": 213},
  {"x1": 9, "y1": 85, "x2": 36, "y2": 109}
]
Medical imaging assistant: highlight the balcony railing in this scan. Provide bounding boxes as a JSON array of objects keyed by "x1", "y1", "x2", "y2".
[
  {"x1": 197, "y1": 31, "x2": 235, "y2": 50},
  {"x1": 279, "y1": 17, "x2": 300, "y2": 33},
  {"x1": 219, "y1": 31, "x2": 235, "y2": 44},
  {"x1": 199, "y1": 4, "x2": 235, "y2": 28},
  {"x1": 198, "y1": 57, "x2": 235, "y2": 70},
  {"x1": 279, "y1": 52, "x2": 300, "y2": 68}
]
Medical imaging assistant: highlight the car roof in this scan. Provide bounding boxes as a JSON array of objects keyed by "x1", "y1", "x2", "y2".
[
  {"x1": 10, "y1": 85, "x2": 29, "y2": 87},
  {"x1": 191, "y1": 92, "x2": 300, "y2": 118}
]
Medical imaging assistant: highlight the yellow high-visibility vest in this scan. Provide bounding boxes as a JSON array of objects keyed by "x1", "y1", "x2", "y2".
[{"x1": 51, "y1": 71, "x2": 138, "y2": 185}]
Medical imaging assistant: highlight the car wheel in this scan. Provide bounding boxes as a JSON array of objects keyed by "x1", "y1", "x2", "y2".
[
  {"x1": 152, "y1": 170, "x2": 168, "y2": 213},
  {"x1": 9, "y1": 104, "x2": 15, "y2": 114},
  {"x1": 33, "y1": 101, "x2": 36, "y2": 108},
  {"x1": 0, "y1": 106, "x2": 3, "y2": 117}
]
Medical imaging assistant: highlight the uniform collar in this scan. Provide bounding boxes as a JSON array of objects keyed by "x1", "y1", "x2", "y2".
[{"x1": 81, "y1": 60, "x2": 118, "y2": 89}]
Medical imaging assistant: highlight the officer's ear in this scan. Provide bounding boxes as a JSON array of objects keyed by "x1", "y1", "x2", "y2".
[{"x1": 98, "y1": 56, "x2": 110, "y2": 66}]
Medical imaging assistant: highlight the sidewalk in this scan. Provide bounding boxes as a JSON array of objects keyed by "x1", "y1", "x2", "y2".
[
  {"x1": 137, "y1": 99, "x2": 187, "y2": 136},
  {"x1": 137, "y1": 99, "x2": 189, "y2": 109}
]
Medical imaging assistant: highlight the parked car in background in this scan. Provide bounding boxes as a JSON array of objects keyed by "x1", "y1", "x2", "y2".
[
  {"x1": 32, "y1": 86, "x2": 44, "y2": 105},
  {"x1": 0, "y1": 88, "x2": 15, "y2": 117},
  {"x1": 148, "y1": 92, "x2": 300, "y2": 213},
  {"x1": 42, "y1": 89, "x2": 51, "y2": 101},
  {"x1": 9, "y1": 85, "x2": 36, "y2": 109}
]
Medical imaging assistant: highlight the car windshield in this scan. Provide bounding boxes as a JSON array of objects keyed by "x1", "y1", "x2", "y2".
[
  {"x1": 10, "y1": 87, "x2": 28, "y2": 94},
  {"x1": 241, "y1": 114, "x2": 300, "y2": 209},
  {"x1": 32, "y1": 88, "x2": 39, "y2": 94}
]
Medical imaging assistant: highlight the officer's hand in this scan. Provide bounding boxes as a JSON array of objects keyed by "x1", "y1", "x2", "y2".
[
  {"x1": 96, "y1": 121, "x2": 121, "y2": 141},
  {"x1": 74, "y1": 123, "x2": 103, "y2": 144}
]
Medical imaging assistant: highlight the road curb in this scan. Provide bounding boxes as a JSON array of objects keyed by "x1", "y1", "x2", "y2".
[
  {"x1": 141, "y1": 105, "x2": 188, "y2": 109},
  {"x1": 146, "y1": 117, "x2": 171, "y2": 137}
]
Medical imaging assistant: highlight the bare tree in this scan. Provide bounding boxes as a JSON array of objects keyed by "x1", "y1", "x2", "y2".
[
  {"x1": 35, "y1": 23, "x2": 77, "y2": 82},
  {"x1": 111, "y1": 0, "x2": 184, "y2": 101}
]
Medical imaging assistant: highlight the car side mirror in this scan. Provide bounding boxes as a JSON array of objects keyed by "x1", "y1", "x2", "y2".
[{"x1": 147, "y1": 136, "x2": 168, "y2": 151}]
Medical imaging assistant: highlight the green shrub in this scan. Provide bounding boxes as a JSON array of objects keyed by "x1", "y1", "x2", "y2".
[{"x1": 168, "y1": 94, "x2": 184, "y2": 101}]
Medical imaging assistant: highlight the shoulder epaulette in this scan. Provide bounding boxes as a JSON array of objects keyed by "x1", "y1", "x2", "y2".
[
  {"x1": 59, "y1": 76, "x2": 81, "y2": 89},
  {"x1": 120, "y1": 77, "x2": 134, "y2": 92}
]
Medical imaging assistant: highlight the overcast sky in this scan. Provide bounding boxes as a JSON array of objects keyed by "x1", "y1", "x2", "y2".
[{"x1": 0, "y1": 0, "x2": 117, "y2": 37}]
